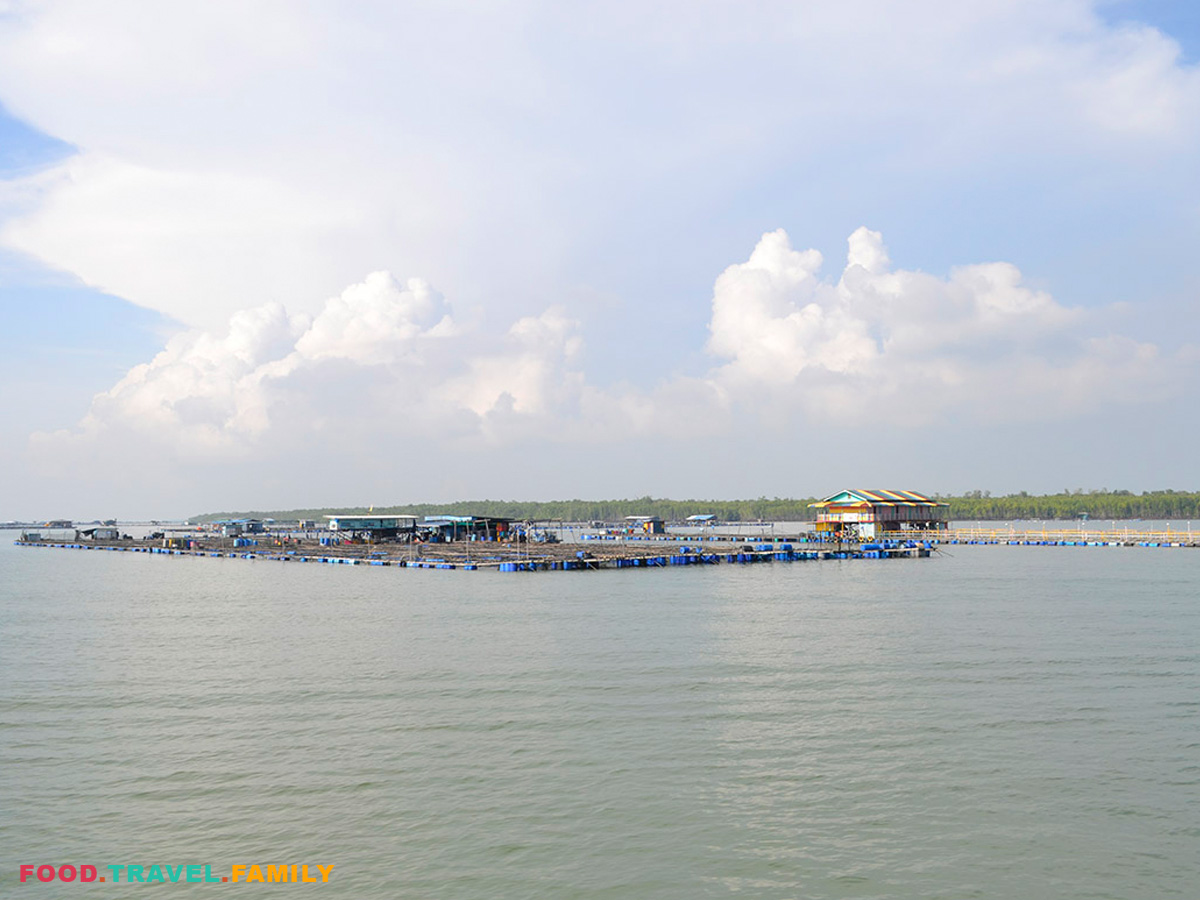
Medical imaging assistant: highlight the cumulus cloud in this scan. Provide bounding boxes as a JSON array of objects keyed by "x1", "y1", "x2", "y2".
[
  {"x1": 705, "y1": 227, "x2": 1177, "y2": 423},
  {"x1": 38, "y1": 269, "x2": 657, "y2": 471},
  {"x1": 49, "y1": 272, "x2": 464, "y2": 459},
  {"x1": 34, "y1": 226, "x2": 1193, "y2": 481},
  {"x1": 295, "y1": 272, "x2": 455, "y2": 364}
]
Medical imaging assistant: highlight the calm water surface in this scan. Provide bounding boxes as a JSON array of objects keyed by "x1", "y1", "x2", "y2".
[{"x1": 2, "y1": 538, "x2": 1197, "y2": 898}]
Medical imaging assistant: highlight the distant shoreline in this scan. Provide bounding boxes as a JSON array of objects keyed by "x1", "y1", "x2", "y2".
[
  {"x1": 186, "y1": 491, "x2": 1200, "y2": 525},
  {"x1": 7, "y1": 490, "x2": 1200, "y2": 529}
]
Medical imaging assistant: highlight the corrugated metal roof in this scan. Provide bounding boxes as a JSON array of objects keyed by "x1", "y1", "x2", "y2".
[
  {"x1": 325, "y1": 514, "x2": 417, "y2": 522},
  {"x1": 809, "y1": 489, "x2": 947, "y2": 508},
  {"x1": 422, "y1": 515, "x2": 512, "y2": 525}
]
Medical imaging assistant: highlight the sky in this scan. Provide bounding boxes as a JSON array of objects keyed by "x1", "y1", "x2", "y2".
[{"x1": 1, "y1": 0, "x2": 1198, "y2": 520}]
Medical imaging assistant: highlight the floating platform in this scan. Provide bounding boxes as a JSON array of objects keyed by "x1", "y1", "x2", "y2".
[
  {"x1": 20, "y1": 526, "x2": 1191, "y2": 573},
  {"x1": 12, "y1": 535, "x2": 932, "y2": 573},
  {"x1": 892, "y1": 527, "x2": 1200, "y2": 548}
]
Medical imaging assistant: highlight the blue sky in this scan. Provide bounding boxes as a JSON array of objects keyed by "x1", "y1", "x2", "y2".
[
  {"x1": 1103, "y1": 1, "x2": 1200, "y2": 60},
  {"x1": 1, "y1": 1, "x2": 1199, "y2": 519}
]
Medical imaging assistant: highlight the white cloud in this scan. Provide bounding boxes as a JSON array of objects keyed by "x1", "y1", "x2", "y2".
[
  {"x1": 295, "y1": 272, "x2": 455, "y2": 364},
  {"x1": 77, "y1": 302, "x2": 305, "y2": 453},
  {"x1": 2, "y1": 0, "x2": 1199, "y2": 332},
  {"x1": 705, "y1": 227, "x2": 1178, "y2": 424},
  {"x1": 7, "y1": 4, "x2": 1200, "y2": 512},
  {"x1": 33, "y1": 226, "x2": 1193, "y2": 482},
  {"x1": 46, "y1": 271, "x2": 462, "y2": 461},
  {"x1": 1070, "y1": 21, "x2": 1196, "y2": 136},
  {"x1": 707, "y1": 229, "x2": 877, "y2": 381},
  {"x1": 444, "y1": 307, "x2": 582, "y2": 419}
]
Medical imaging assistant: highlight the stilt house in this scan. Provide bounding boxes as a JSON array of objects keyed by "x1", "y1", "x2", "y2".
[{"x1": 809, "y1": 489, "x2": 949, "y2": 539}]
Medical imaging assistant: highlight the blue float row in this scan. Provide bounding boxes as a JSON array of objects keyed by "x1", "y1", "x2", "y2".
[
  {"x1": 14, "y1": 539, "x2": 933, "y2": 572},
  {"x1": 947, "y1": 538, "x2": 1186, "y2": 547}
]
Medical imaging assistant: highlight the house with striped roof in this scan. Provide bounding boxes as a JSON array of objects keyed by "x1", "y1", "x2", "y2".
[{"x1": 809, "y1": 489, "x2": 949, "y2": 539}]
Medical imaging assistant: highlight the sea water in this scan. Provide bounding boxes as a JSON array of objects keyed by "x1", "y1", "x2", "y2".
[{"x1": 2, "y1": 537, "x2": 1197, "y2": 898}]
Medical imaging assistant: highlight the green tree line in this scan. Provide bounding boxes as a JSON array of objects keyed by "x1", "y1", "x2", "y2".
[
  {"x1": 943, "y1": 490, "x2": 1200, "y2": 520},
  {"x1": 191, "y1": 490, "x2": 1200, "y2": 524}
]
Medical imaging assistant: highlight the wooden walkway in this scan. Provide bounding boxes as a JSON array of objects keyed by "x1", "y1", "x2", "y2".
[{"x1": 881, "y1": 528, "x2": 1199, "y2": 547}]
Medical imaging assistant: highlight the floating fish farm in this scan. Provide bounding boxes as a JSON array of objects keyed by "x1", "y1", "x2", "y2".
[{"x1": 12, "y1": 534, "x2": 933, "y2": 573}]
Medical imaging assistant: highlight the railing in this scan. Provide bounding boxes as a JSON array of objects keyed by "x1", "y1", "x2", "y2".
[{"x1": 880, "y1": 527, "x2": 1197, "y2": 543}]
